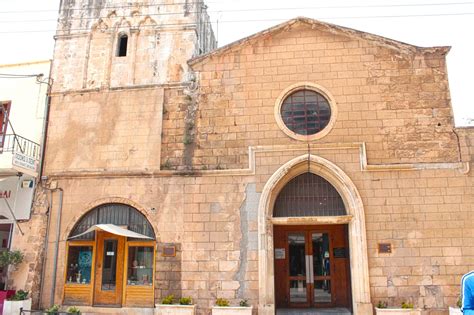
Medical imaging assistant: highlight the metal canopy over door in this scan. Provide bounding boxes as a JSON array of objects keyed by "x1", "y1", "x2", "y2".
[
  {"x1": 274, "y1": 225, "x2": 351, "y2": 310},
  {"x1": 93, "y1": 231, "x2": 125, "y2": 306}
]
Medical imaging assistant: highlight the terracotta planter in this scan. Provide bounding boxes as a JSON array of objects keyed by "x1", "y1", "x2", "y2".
[
  {"x1": 449, "y1": 307, "x2": 462, "y2": 315},
  {"x1": 211, "y1": 306, "x2": 252, "y2": 315},
  {"x1": 2, "y1": 298, "x2": 32, "y2": 315},
  {"x1": 155, "y1": 304, "x2": 196, "y2": 315},
  {"x1": 375, "y1": 308, "x2": 421, "y2": 315}
]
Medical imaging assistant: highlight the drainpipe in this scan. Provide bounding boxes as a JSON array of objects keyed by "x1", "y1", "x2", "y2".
[
  {"x1": 50, "y1": 187, "x2": 63, "y2": 307},
  {"x1": 37, "y1": 185, "x2": 63, "y2": 308},
  {"x1": 37, "y1": 187, "x2": 53, "y2": 308},
  {"x1": 36, "y1": 65, "x2": 53, "y2": 179},
  {"x1": 35, "y1": 60, "x2": 55, "y2": 308}
]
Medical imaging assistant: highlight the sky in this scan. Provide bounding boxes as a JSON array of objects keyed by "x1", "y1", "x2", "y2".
[{"x1": 0, "y1": 0, "x2": 472, "y2": 125}]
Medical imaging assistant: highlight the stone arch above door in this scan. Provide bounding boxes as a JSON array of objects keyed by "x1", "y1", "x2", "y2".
[{"x1": 257, "y1": 154, "x2": 373, "y2": 315}]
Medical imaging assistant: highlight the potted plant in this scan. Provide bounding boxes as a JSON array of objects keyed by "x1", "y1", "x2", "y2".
[
  {"x1": 0, "y1": 250, "x2": 24, "y2": 314},
  {"x1": 211, "y1": 298, "x2": 252, "y2": 315},
  {"x1": 155, "y1": 295, "x2": 196, "y2": 315},
  {"x1": 449, "y1": 296, "x2": 462, "y2": 315},
  {"x1": 67, "y1": 306, "x2": 81, "y2": 314},
  {"x1": 375, "y1": 301, "x2": 422, "y2": 315},
  {"x1": 45, "y1": 304, "x2": 60, "y2": 314},
  {"x1": 2, "y1": 290, "x2": 31, "y2": 315}
]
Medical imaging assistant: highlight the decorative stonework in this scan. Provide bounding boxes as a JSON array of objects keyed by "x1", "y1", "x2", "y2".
[
  {"x1": 257, "y1": 154, "x2": 373, "y2": 315},
  {"x1": 274, "y1": 82, "x2": 338, "y2": 142}
]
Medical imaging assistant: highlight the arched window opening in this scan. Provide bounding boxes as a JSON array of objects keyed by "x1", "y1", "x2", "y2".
[
  {"x1": 274, "y1": 172, "x2": 346, "y2": 217},
  {"x1": 65, "y1": 203, "x2": 156, "y2": 306},
  {"x1": 69, "y1": 203, "x2": 155, "y2": 240},
  {"x1": 117, "y1": 34, "x2": 128, "y2": 57}
]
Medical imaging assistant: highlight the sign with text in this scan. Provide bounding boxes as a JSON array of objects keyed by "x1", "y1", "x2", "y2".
[
  {"x1": 12, "y1": 152, "x2": 38, "y2": 176},
  {"x1": 275, "y1": 248, "x2": 285, "y2": 260},
  {"x1": 0, "y1": 175, "x2": 35, "y2": 220}
]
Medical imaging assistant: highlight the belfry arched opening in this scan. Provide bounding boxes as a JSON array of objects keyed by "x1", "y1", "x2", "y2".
[
  {"x1": 64, "y1": 203, "x2": 156, "y2": 308},
  {"x1": 273, "y1": 172, "x2": 352, "y2": 312}
]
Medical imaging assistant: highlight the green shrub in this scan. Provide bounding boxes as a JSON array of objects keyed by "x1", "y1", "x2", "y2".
[
  {"x1": 46, "y1": 304, "x2": 60, "y2": 314},
  {"x1": 401, "y1": 301, "x2": 414, "y2": 309},
  {"x1": 0, "y1": 250, "x2": 24, "y2": 268},
  {"x1": 8, "y1": 290, "x2": 28, "y2": 301},
  {"x1": 179, "y1": 297, "x2": 192, "y2": 305},
  {"x1": 67, "y1": 306, "x2": 81, "y2": 314},
  {"x1": 239, "y1": 299, "x2": 249, "y2": 307},
  {"x1": 376, "y1": 301, "x2": 387, "y2": 309},
  {"x1": 457, "y1": 296, "x2": 462, "y2": 308},
  {"x1": 215, "y1": 298, "x2": 230, "y2": 307},
  {"x1": 161, "y1": 294, "x2": 174, "y2": 305}
]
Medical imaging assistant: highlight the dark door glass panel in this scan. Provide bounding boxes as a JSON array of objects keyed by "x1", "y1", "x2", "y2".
[
  {"x1": 314, "y1": 280, "x2": 332, "y2": 303},
  {"x1": 102, "y1": 239, "x2": 118, "y2": 290},
  {"x1": 288, "y1": 233, "x2": 306, "y2": 277},
  {"x1": 312, "y1": 233, "x2": 330, "y2": 277},
  {"x1": 289, "y1": 280, "x2": 307, "y2": 303}
]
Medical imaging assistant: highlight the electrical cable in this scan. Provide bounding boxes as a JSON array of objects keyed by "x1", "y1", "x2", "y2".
[
  {"x1": 0, "y1": 12, "x2": 473, "y2": 34},
  {"x1": 0, "y1": 1, "x2": 472, "y2": 14},
  {"x1": 0, "y1": 1, "x2": 473, "y2": 22},
  {"x1": 0, "y1": 73, "x2": 43, "y2": 78}
]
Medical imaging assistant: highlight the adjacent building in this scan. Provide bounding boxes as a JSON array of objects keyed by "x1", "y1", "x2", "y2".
[
  {"x1": 0, "y1": 60, "x2": 50, "y2": 291},
  {"x1": 22, "y1": 1, "x2": 474, "y2": 314}
]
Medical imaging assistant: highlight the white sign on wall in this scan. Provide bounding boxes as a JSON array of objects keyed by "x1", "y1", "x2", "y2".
[
  {"x1": 0, "y1": 175, "x2": 35, "y2": 220},
  {"x1": 12, "y1": 152, "x2": 38, "y2": 175}
]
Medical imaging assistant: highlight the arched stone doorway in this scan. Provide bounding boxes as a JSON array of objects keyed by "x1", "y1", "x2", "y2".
[
  {"x1": 64, "y1": 203, "x2": 156, "y2": 308},
  {"x1": 257, "y1": 155, "x2": 373, "y2": 315}
]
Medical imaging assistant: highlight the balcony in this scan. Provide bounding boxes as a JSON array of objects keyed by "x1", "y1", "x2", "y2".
[{"x1": 0, "y1": 134, "x2": 41, "y2": 177}]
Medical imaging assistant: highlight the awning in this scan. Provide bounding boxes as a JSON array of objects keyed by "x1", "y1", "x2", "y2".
[{"x1": 69, "y1": 224, "x2": 154, "y2": 240}]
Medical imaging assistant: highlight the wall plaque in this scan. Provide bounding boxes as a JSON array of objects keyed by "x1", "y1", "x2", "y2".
[
  {"x1": 162, "y1": 245, "x2": 176, "y2": 257},
  {"x1": 333, "y1": 247, "x2": 347, "y2": 258},
  {"x1": 275, "y1": 248, "x2": 285, "y2": 260},
  {"x1": 378, "y1": 243, "x2": 392, "y2": 254}
]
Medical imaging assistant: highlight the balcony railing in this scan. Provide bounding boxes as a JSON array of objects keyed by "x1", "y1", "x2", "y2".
[{"x1": 0, "y1": 133, "x2": 41, "y2": 160}]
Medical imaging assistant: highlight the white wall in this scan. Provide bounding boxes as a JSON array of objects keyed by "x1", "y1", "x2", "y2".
[
  {"x1": 0, "y1": 60, "x2": 50, "y2": 143},
  {"x1": 0, "y1": 60, "x2": 50, "y2": 170}
]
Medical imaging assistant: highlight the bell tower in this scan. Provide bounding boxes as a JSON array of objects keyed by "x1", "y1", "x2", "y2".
[{"x1": 52, "y1": 0, "x2": 216, "y2": 92}]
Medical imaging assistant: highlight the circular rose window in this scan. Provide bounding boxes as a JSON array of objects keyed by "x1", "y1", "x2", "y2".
[{"x1": 280, "y1": 89, "x2": 331, "y2": 136}]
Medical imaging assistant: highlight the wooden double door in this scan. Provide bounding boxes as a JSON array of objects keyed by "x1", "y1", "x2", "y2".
[{"x1": 274, "y1": 225, "x2": 352, "y2": 309}]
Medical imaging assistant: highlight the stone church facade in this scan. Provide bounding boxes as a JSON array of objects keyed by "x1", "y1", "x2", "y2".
[{"x1": 15, "y1": 1, "x2": 474, "y2": 314}]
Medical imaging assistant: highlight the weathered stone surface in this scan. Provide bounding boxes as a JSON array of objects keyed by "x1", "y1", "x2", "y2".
[{"x1": 23, "y1": 9, "x2": 474, "y2": 315}]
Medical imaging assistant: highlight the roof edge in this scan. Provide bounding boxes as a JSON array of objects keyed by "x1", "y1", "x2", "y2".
[{"x1": 189, "y1": 17, "x2": 450, "y2": 67}]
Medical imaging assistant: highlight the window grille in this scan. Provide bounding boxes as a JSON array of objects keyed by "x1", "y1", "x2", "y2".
[
  {"x1": 69, "y1": 203, "x2": 155, "y2": 240},
  {"x1": 274, "y1": 172, "x2": 346, "y2": 217},
  {"x1": 281, "y1": 90, "x2": 331, "y2": 135}
]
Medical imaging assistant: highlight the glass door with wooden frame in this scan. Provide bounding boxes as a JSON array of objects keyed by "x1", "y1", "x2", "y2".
[
  {"x1": 93, "y1": 231, "x2": 125, "y2": 307},
  {"x1": 286, "y1": 230, "x2": 334, "y2": 307},
  {"x1": 287, "y1": 232, "x2": 310, "y2": 307},
  {"x1": 311, "y1": 231, "x2": 334, "y2": 307}
]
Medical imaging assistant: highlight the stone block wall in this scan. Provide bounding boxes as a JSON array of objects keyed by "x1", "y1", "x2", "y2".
[
  {"x1": 160, "y1": 20, "x2": 459, "y2": 170},
  {"x1": 37, "y1": 143, "x2": 474, "y2": 313},
  {"x1": 44, "y1": 88, "x2": 164, "y2": 173},
  {"x1": 32, "y1": 13, "x2": 474, "y2": 315}
]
